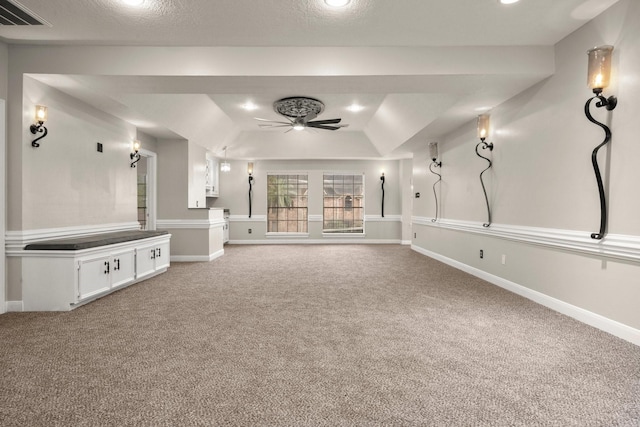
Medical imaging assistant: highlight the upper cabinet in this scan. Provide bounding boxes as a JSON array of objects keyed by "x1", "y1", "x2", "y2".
[
  {"x1": 206, "y1": 153, "x2": 219, "y2": 198},
  {"x1": 187, "y1": 142, "x2": 207, "y2": 208}
]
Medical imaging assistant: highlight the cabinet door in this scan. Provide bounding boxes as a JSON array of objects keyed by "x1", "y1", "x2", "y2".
[
  {"x1": 78, "y1": 255, "x2": 111, "y2": 301},
  {"x1": 206, "y1": 157, "x2": 220, "y2": 197},
  {"x1": 154, "y1": 241, "x2": 170, "y2": 270},
  {"x1": 111, "y1": 249, "x2": 136, "y2": 289},
  {"x1": 136, "y1": 243, "x2": 157, "y2": 279}
]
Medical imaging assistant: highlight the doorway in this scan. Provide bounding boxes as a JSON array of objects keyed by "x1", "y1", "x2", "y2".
[{"x1": 137, "y1": 149, "x2": 157, "y2": 230}]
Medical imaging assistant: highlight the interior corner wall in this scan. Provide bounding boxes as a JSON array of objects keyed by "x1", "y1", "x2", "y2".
[
  {"x1": 412, "y1": 0, "x2": 640, "y2": 335},
  {"x1": 136, "y1": 130, "x2": 158, "y2": 153},
  {"x1": 0, "y1": 41, "x2": 7, "y2": 100}
]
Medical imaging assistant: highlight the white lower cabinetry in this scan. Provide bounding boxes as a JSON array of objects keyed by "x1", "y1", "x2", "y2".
[
  {"x1": 21, "y1": 234, "x2": 170, "y2": 311},
  {"x1": 136, "y1": 241, "x2": 170, "y2": 279},
  {"x1": 78, "y1": 249, "x2": 136, "y2": 300}
]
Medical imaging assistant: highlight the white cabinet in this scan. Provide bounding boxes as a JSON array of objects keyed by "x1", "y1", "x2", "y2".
[
  {"x1": 136, "y1": 240, "x2": 170, "y2": 279},
  {"x1": 21, "y1": 234, "x2": 171, "y2": 311},
  {"x1": 206, "y1": 155, "x2": 219, "y2": 197},
  {"x1": 188, "y1": 145, "x2": 220, "y2": 206},
  {"x1": 78, "y1": 249, "x2": 136, "y2": 300}
]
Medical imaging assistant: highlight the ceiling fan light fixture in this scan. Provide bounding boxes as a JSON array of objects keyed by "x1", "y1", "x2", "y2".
[
  {"x1": 498, "y1": 0, "x2": 520, "y2": 4},
  {"x1": 293, "y1": 124, "x2": 305, "y2": 131},
  {"x1": 325, "y1": 0, "x2": 351, "y2": 8}
]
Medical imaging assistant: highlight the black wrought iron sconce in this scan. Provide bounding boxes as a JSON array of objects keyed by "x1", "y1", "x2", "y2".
[
  {"x1": 380, "y1": 171, "x2": 385, "y2": 217},
  {"x1": 30, "y1": 105, "x2": 48, "y2": 147},
  {"x1": 428, "y1": 142, "x2": 442, "y2": 222},
  {"x1": 475, "y1": 114, "x2": 494, "y2": 228},
  {"x1": 130, "y1": 139, "x2": 141, "y2": 168},
  {"x1": 248, "y1": 162, "x2": 254, "y2": 218},
  {"x1": 585, "y1": 45, "x2": 617, "y2": 240}
]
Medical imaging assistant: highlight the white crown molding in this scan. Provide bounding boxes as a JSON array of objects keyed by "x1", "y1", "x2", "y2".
[
  {"x1": 412, "y1": 217, "x2": 640, "y2": 264},
  {"x1": 157, "y1": 219, "x2": 225, "y2": 229},
  {"x1": 411, "y1": 245, "x2": 640, "y2": 347},
  {"x1": 5, "y1": 222, "x2": 141, "y2": 252}
]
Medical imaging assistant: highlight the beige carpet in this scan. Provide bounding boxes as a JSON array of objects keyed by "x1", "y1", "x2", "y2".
[{"x1": 1, "y1": 244, "x2": 639, "y2": 426}]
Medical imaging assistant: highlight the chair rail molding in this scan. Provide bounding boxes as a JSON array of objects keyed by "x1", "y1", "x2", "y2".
[
  {"x1": 412, "y1": 216, "x2": 640, "y2": 264},
  {"x1": 156, "y1": 218, "x2": 225, "y2": 229},
  {"x1": 5, "y1": 222, "x2": 141, "y2": 254}
]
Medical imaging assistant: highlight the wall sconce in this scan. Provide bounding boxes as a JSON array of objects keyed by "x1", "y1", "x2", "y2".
[
  {"x1": 428, "y1": 142, "x2": 442, "y2": 222},
  {"x1": 248, "y1": 162, "x2": 254, "y2": 218},
  {"x1": 475, "y1": 114, "x2": 494, "y2": 227},
  {"x1": 130, "y1": 140, "x2": 141, "y2": 168},
  {"x1": 30, "y1": 105, "x2": 48, "y2": 147},
  {"x1": 220, "y1": 146, "x2": 231, "y2": 172},
  {"x1": 380, "y1": 171, "x2": 385, "y2": 218},
  {"x1": 585, "y1": 45, "x2": 617, "y2": 240}
]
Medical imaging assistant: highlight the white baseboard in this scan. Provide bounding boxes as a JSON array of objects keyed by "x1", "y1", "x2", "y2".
[
  {"x1": 411, "y1": 245, "x2": 640, "y2": 347},
  {"x1": 6, "y1": 301, "x2": 24, "y2": 312},
  {"x1": 171, "y1": 248, "x2": 224, "y2": 262},
  {"x1": 228, "y1": 239, "x2": 402, "y2": 245}
]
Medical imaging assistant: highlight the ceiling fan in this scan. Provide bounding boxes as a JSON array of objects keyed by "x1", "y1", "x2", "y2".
[{"x1": 255, "y1": 96, "x2": 349, "y2": 132}]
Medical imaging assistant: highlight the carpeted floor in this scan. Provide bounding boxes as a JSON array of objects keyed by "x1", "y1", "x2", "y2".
[{"x1": 1, "y1": 244, "x2": 639, "y2": 426}]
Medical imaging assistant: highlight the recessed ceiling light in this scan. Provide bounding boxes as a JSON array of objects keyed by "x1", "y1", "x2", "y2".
[
  {"x1": 347, "y1": 103, "x2": 364, "y2": 112},
  {"x1": 122, "y1": 0, "x2": 144, "y2": 6},
  {"x1": 499, "y1": 0, "x2": 520, "y2": 4},
  {"x1": 325, "y1": 0, "x2": 351, "y2": 8},
  {"x1": 241, "y1": 101, "x2": 259, "y2": 111}
]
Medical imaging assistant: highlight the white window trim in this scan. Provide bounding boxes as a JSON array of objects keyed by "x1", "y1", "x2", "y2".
[{"x1": 266, "y1": 172, "x2": 309, "y2": 234}]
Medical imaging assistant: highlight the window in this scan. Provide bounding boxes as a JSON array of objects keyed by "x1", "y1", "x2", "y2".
[
  {"x1": 267, "y1": 174, "x2": 308, "y2": 233},
  {"x1": 323, "y1": 174, "x2": 364, "y2": 233}
]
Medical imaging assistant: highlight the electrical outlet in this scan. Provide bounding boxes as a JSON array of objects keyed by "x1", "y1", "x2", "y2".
[
  {"x1": 502, "y1": 254, "x2": 506, "y2": 265},
  {"x1": 248, "y1": 228, "x2": 252, "y2": 234},
  {"x1": 96, "y1": 142, "x2": 103, "y2": 152},
  {"x1": 480, "y1": 249, "x2": 484, "y2": 259}
]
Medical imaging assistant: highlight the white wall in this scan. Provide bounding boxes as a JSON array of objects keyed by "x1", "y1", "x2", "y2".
[
  {"x1": 1, "y1": 42, "x2": 8, "y2": 312},
  {"x1": 210, "y1": 158, "x2": 403, "y2": 242},
  {"x1": 412, "y1": 0, "x2": 640, "y2": 338},
  {"x1": 19, "y1": 77, "x2": 137, "y2": 230}
]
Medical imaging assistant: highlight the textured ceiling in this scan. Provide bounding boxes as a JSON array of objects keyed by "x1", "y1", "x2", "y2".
[{"x1": 2, "y1": 0, "x2": 621, "y2": 159}]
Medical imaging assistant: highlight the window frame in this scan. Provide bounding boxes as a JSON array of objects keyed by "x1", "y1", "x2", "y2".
[
  {"x1": 322, "y1": 172, "x2": 365, "y2": 235},
  {"x1": 266, "y1": 172, "x2": 309, "y2": 236}
]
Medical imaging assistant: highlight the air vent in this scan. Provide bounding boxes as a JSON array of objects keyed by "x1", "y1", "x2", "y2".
[{"x1": 0, "y1": 0, "x2": 46, "y2": 25}]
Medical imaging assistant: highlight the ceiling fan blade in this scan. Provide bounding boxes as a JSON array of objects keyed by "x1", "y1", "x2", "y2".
[
  {"x1": 254, "y1": 117, "x2": 292, "y2": 125},
  {"x1": 307, "y1": 118, "x2": 342, "y2": 125},
  {"x1": 306, "y1": 123, "x2": 341, "y2": 131},
  {"x1": 302, "y1": 112, "x2": 318, "y2": 123},
  {"x1": 258, "y1": 124, "x2": 292, "y2": 128}
]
